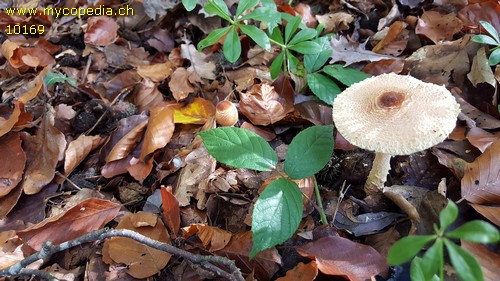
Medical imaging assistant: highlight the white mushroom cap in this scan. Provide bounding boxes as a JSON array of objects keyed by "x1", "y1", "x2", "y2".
[{"x1": 332, "y1": 73, "x2": 460, "y2": 155}]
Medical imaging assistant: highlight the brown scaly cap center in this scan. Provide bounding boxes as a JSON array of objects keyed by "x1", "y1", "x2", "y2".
[{"x1": 376, "y1": 91, "x2": 405, "y2": 108}]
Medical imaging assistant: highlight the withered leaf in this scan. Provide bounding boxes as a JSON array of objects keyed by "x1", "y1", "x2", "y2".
[
  {"x1": 64, "y1": 135, "x2": 105, "y2": 175},
  {"x1": 140, "y1": 104, "x2": 174, "y2": 161},
  {"x1": 182, "y1": 224, "x2": 232, "y2": 251},
  {"x1": 415, "y1": 10, "x2": 463, "y2": 44},
  {"x1": 84, "y1": 16, "x2": 119, "y2": 46},
  {"x1": 0, "y1": 132, "x2": 26, "y2": 198}
]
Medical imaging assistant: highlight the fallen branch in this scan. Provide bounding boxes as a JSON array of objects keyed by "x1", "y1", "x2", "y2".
[{"x1": 0, "y1": 228, "x2": 245, "y2": 281}]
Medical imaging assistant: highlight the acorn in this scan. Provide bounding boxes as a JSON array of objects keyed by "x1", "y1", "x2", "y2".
[{"x1": 215, "y1": 100, "x2": 238, "y2": 126}]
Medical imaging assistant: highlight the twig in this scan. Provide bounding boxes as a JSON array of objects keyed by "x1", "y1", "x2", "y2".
[
  {"x1": 0, "y1": 228, "x2": 244, "y2": 281},
  {"x1": 332, "y1": 181, "x2": 350, "y2": 224}
]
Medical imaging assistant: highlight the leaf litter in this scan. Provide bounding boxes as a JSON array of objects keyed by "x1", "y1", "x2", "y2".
[{"x1": 0, "y1": 0, "x2": 499, "y2": 280}]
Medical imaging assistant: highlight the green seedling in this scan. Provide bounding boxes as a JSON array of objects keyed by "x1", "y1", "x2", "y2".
[
  {"x1": 198, "y1": 125, "x2": 334, "y2": 258},
  {"x1": 387, "y1": 200, "x2": 500, "y2": 281},
  {"x1": 471, "y1": 21, "x2": 500, "y2": 66}
]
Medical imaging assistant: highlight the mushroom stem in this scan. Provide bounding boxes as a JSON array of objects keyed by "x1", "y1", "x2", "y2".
[{"x1": 364, "y1": 153, "x2": 392, "y2": 195}]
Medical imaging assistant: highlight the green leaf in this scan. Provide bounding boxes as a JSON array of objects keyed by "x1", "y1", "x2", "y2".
[
  {"x1": 250, "y1": 178, "x2": 302, "y2": 259},
  {"x1": 439, "y1": 200, "x2": 458, "y2": 231},
  {"x1": 286, "y1": 51, "x2": 299, "y2": 72},
  {"x1": 306, "y1": 73, "x2": 341, "y2": 104},
  {"x1": 288, "y1": 28, "x2": 317, "y2": 45},
  {"x1": 241, "y1": 7, "x2": 281, "y2": 32},
  {"x1": 197, "y1": 26, "x2": 232, "y2": 51},
  {"x1": 446, "y1": 220, "x2": 500, "y2": 243},
  {"x1": 270, "y1": 51, "x2": 285, "y2": 79},
  {"x1": 420, "y1": 239, "x2": 443, "y2": 280},
  {"x1": 235, "y1": 0, "x2": 259, "y2": 19},
  {"x1": 471, "y1": 34, "x2": 499, "y2": 46},
  {"x1": 284, "y1": 15, "x2": 301, "y2": 44},
  {"x1": 198, "y1": 127, "x2": 278, "y2": 171},
  {"x1": 204, "y1": 0, "x2": 232, "y2": 22},
  {"x1": 269, "y1": 26, "x2": 284, "y2": 44},
  {"x1": 479, "y1": 21, "x2": 500, "y2": 44},
  {"x1": 489, "y1": 48, "x2": 500, "y2": 65},
  {"x1": 322, "y1": 64, "x2": 371, "y2": 86},
  {"x1": 284, "y1": 125, "x2": 334, "y2": 179},
  {"x1": 304, "y1": 36, "x2": 332, "y2": 73},
  {"x1": 410, "y1": 257, "x2": 427, "y2": 281},
  {"x1": 182, "y1": 0, "x2": 197, "y2": 11},
  {"x1": 239, "y1": 24, "x2": 271, "y2": 51},
  {"x1": 43, "y1": 72, "x2": 77, "y2": 87},
  {"x1": 444, "y1": 239, "x2": 484, "y2": 281},
  {"x1": 387, "y1": 235, "x2": 436, "y2": 265},
  {"x1": 223, "y1": 27, "x2": 241, "y2": 63},
  {"x1": 288, "y1": 41, "x2": 320, "y2": 55}
]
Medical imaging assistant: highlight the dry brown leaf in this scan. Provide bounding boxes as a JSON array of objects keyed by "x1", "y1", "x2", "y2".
[
  {"x1": 182, "y1": 224, "x2": 232, "y2": 251},
  {"x1": 467, "y1": 47, "x2": 496, "y2": 88},
  {"x1": 0, "y1": 101, "x2": 21, "y2": 138},
  {"x1": 0, "y1": 230, "x2": 23, "y2": 270},
  {"x1": 466, "y1": 127, "x2": 499, "y2": 153},
  {"x1": 64, "y1": 135, "x2": 105, "y2": 175},
  {"x1": 372, "y1": 21, "x2": 409, "y2": 56},
  {"x1": 470, "y1": 204, "x2": 500, "y2": 227},
  {"x1": 22, "y1": 108, "x2": 66, "y2": 195},
  {"x1": 415, "y1": 10, "x2": 463, "y2": 43},
  {"x1": 240, "y1": 122, "x2": 276, "y2": 141},
  {"x1": 169, "y1": 67, "x2": 196, "y2": 101},
  {"x1": 362, "y1": 59, "x2": 405, "y2": 75},
  {"x1": 127, "y1": 156, "x2": 154, "y2": 182},
  {"x1": 84, "y1": 16, "x2": 119, "y2": 46},
  {"x1": 296, "y1": 236, "x2": 388, "y2": 280},
  {"x1": 133, "y1": 79, "x2": 165, "y2": 112},
  {"x1": 17, "y1": 198, "x2": 120, "y2": 252},
  {"x1": 102, "y1": 70, "x2": 142, "y2": 102},
  {"x1": 103, "y1": 211, "x2": 171, "y2": 279},
  {"x1": 105, "y1": 119, "x2": 148, "y2": 163},
  {"x1": 15, "y1": 67, "x2": 48, "y2": 103},
  {"x1": 453, "y1": 92, "x2": 500, "y2": 129},
  {"x1": 239, "y1": 82, "x2": 294, "y2": 126},
  {"x1": 316, "y1": 12, "x2": 354, "y2": 33},
  {"x1": 462, "y1": 241, "x2": 500, "y2": 281},
  {"x1": 215, "y1": 231, "x2": 281, "y2": 281},
  {"x1": 365, "y1": 227, "x2": 401, "y2": 256},
  {"x1": 0, "y1": 132, "x2": 26, "y2": 198},
  {"x1": 330, "y1": 36, "x2": 396, "y2": 66},
  {"x1": 276, "y1": 261, "x2": 318, "y2": 281},
  {"x1": 1, "y1": 40, "x2": 55, "y2": 70},
  {"x1": 180, "y1": 43, "x2": 216, "y2": 80},
  {"x1": 457, "y1": 1, "x2": 500, "y2": 32},
  {"x1": 161, "y1": 185, "x2": 180, "y2": 235},
  {"x1": 405, "y1": 35, "x2": 474, "y2": 85},
  {"x1": 461, "y1": 140, "x2": 500, "y2": 204},
  {"x1": 140, "y1": 104, "x2": 174, "y2": 161},
  {"x1": 137, "y1": 61, "x2": 174, "y2": 82}
]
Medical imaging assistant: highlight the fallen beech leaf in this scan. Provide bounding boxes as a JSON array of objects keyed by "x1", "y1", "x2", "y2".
[
  {"x1": 296, "y1": 236, "x2": 388, "y2": 280},
  {"x1": 105, "y1": 118, "x2": 148, "y2": 163},
  {"x1": 140, "y1": 104, "x2": 174, "y2": 161},
  {"x1": 127, "y1": 156, "x2": 154, "y2": 183},
  {"x1": 415, "y1": 10, "x2": 463, "y2": 43},
  {"x1": 1, "y1": 40, "x2": 55, "y2": 69},
  {"x1": 365, "y1": 227, "x2": 401, "y2": 256},
  {"x1": 182, "y1": 224, "x2": 231, "y2": 251},
  {"x1": 17, "y1": 198, "x2": 120, "y2": 252},
  {"x1": 102, "y1": 70, "x2": 142, "y2": 102},
  {"x1": 84, "y1": 16, "x2": 119, "y2": 46},
  {"x1": 467, "y1": 47, "x2": 496, "y2": 88},
  {"x1": 0, "y1": 230, "x2": 24, "y2": 270},
  {"x1": 161, "y1": 185, "x2": 180, "y2": 235},
  {"x1": 104, "y1": 211, "x2": 171, "y2": 279},
  {"x1": 372, "y1": 21, "x2": 409, "y2": 56},
  {"x1": 0, "y1": 101, "x2": 21, "y2": 138},
  {"x1": 466, "y1": 127, "x2": 499, "y2": 153},
  {"x1": 173, "y1": 97, "x2": 216, "y2": 124},
  {"x1": 137, "y1": 61, "x2": 174, "y2": 82},
  {"x1": 276, "y1": 261, "x2": 318, "y2": 281},
  {"x1": 239, "y1": 82, "x2": 294, "y2": 126},
  {"x1": 316, "y1": 12, "x2": 354, "y2": 33},
  {"x1": 15, "y1": 67, "x2": 48, "y2": 103},
  {"x1": 461, "y1": 140, "x2": 500, "y2": 204},
  {"x1": 0, "y1": 132, "x2": 26, "y2": 198},
  {"x1": 362, "y1": 59, "x2": 404, "y2": 75},
  {"x1": 180, "y1": 43, "x2": 216, "y2": 80},
  {"x1": 64, "y1": 135, "x2": 105, "y2": 175},
  {"x1": 405, "y1": 35, "x2": 473, "y2": 85},
  {"x1": 462, "y1": 241, "x2": 500, "y2": 281},
  {"x1": 169, "y1": 67, "x2": 196, "y2": 101},
  {"x1": 22, "y1": 108, "x2": 66, "y2": 194},
  {"x1": 133, "y1": 79, "x2": 165, "y2": 112},
  {"x1": 330, "y1": 36, "x2": 396, "y2": 66},
  {"x1": 470, "y1": 204, "x2": 500, "y2": 227},
  {"x1": 457, "y1": 1, "x2": 500, "y2": 32},
  {"x1": 216, "y1": 231, "x2": 281, "y2": 281}
]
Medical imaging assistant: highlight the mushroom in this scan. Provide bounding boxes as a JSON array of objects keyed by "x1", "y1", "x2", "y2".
[
  {"x1": 215, "y1": 100, "x2": 239, "y2": 126},
  {"x1": 331, "y1": 73, "x2": 460, "y2": 197}
]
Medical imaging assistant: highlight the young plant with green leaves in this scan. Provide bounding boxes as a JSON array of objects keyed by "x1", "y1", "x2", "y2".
[
  {"x1": 198, "y1": 125, "x2": 334, "y2": 258},
  {"x1": 471, "y1": 21, "x2": 500, "y2": 66},
  {"x1": 387, "y1": 200, "x2": 500, "y2": 281}
]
